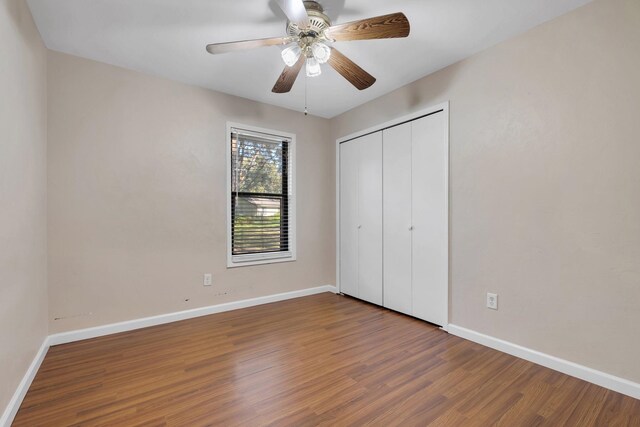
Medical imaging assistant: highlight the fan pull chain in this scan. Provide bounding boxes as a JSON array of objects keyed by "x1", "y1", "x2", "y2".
[{"x1": 304, "y1": 74, "x2": 308, "y2": 116}]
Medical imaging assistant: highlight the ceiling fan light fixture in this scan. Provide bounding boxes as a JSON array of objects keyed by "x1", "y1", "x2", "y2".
[
  {"x1": 305, "y1": 56, "x2": 322, "y2": 77},
  {"x1": 281, "y1": 44, "x2": 302, "y2": 67},
  {"x1": 311, "y1": 42, "x2": 331, "y2": 64}
]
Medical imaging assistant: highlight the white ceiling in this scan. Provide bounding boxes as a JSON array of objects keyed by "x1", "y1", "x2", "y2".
[{"x1": 28, "y1": 0, "x2": 592, "y2": 118}]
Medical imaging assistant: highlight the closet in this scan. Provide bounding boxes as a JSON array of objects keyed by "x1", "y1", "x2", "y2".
[{"x1": 338, "y1": 108, "x2": 448, "y2": 326}]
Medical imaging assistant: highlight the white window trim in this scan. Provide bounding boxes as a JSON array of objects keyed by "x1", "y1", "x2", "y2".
[{"x1": 226, "y1": 122, "x2": 297, "y2": 268}]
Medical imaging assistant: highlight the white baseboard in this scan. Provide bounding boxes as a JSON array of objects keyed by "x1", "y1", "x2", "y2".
[
  {"x1": 48, "y1": 285, "x2": 337, "y2": 346},
  {"x1": 448, "y1": 324, "x2": 640, "y2": 400},
  {"x1": 0, "y1": 337, "x2": 50, "y2": 427}
]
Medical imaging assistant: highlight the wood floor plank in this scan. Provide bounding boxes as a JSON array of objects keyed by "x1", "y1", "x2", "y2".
[{"x1": 13, "y1": 293, "x2": 640, "y2": 426}]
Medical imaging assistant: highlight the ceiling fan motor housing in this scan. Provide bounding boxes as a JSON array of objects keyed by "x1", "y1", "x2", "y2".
[{"x1": 286, "y1": 1, "x2": 331, "y2": 40}]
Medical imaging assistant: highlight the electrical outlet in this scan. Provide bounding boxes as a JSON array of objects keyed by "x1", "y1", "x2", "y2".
[
  {"x1": 203, "y1": 273, "x2": 213, "y2": 287},
  {"x1": 487, "y1": 292, "x2": 498, "y2": 310}
]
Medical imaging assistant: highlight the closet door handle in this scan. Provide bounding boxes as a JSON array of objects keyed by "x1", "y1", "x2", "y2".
[{"x1": 409, "y1": 226, "x2": 414, "y2": 231}]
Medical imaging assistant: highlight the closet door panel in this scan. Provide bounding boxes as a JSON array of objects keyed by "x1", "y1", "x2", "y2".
[
  {"x1": 357, "y1": 132, "x2": 383, "y2": 305},
  {"x1": 383, "y1": 124, "x2": 413, "y2": 315},
  {"x1": 339, "y1": 140, "x2": 359, "y2": 298},
  {"x1": 411, "y1": 112, "x2": 448, "y2": 326}
]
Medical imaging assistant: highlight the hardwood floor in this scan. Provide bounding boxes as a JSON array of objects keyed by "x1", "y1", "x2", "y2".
[{"x1": 14, "y1": 293, "x2": 640, "y2": 426}]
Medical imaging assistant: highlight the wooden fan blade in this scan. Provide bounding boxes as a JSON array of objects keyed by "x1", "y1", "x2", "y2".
[
  {"x1": 326, "y1": 12, "x2": 410, "y2": 42},
  {"x1": 206, "y1": 37, "x2": 291, "y2": 55},
  {"x1": 272, "y1": 54, "x2": 305, "y2": 93},
  {"x1": 276, "y1": 0, "x2": 310, "y2": 29},
  {"x1": 327, "y1": 48, "x2": 376, "y2": 90}
]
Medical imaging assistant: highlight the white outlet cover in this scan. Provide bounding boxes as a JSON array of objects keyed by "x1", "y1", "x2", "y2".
[
  {"x1": 204, "y1": 273, "x2": 213, "y2": 286},
  {"x1": 487, "y1": 292, "x2": 498, "y2": 310}
]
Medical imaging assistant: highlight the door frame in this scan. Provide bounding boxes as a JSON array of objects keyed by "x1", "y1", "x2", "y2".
[{"x1": 335, "y1": 101, "x2": 450, "y2": 330}]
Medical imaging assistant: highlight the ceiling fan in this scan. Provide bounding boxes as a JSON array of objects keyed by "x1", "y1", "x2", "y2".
[{"x1": 205, "y1": 0, "x2": 410, "y2": 94}]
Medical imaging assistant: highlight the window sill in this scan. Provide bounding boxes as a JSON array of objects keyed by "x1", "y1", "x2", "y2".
[{"x1": 227, "y1": 252, "x2": 296, "y2": 268}]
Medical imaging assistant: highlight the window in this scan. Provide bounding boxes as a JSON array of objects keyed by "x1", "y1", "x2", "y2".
[{"x1": 227, "y1": 123, "x2": 295, "y2": 267}]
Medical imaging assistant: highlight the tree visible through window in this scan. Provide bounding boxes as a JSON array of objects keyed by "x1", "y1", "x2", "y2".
[{"x1": 230, "y1": 129, "x2": 292, "y2": 259}]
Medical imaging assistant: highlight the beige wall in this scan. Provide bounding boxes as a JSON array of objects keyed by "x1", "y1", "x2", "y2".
[
  {"x1": 47, "y1": 51, "x2": 336, "y2": 333},
  {"x1": 332, "y1": 0, "x2": 640, "y2": 383},
  {"x1": 0, "y1": 0, "x2": 48, "y2": 415}
]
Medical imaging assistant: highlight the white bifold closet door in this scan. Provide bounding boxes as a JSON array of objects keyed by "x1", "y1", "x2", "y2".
[
  {"x1": 383, "y1": 112, "x2": 448, "y2": 326},
  {"x1": 382, "y1": 124, "x2": 413, "y2": 315},
  {"x1": 339, "y1": 140, "x2": 359, "y2": 299},
  {"x1": 339, "y1": 132, "x2": 383, "y2": 305},
  {"x1": 411, "y1": 113, "x2": 448, "y2": 325}
]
